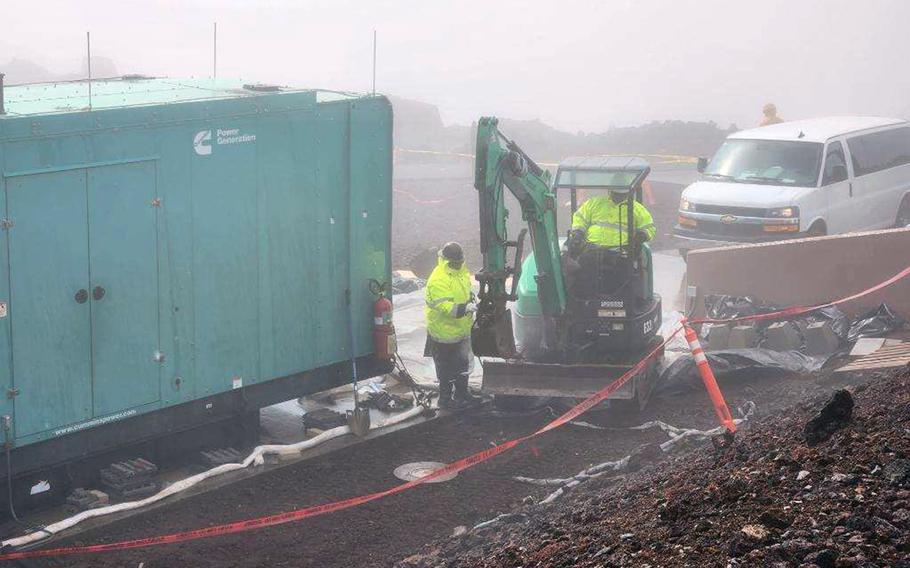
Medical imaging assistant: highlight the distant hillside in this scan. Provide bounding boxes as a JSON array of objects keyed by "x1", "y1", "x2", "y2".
[
  {"x1": 389, "y1": 97, "x2": 734, "y2": 162},
  {"x1": 388, "y1": 96, "x2": 471, "y2": 153},
  {"x1": 1, "y1": 56, "x2": 119, "y2": 84}
]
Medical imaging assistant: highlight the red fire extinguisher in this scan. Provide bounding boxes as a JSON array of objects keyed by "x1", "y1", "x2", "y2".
[{"x1": 371, "y1": 282, "x2": 397, "y2": 361}]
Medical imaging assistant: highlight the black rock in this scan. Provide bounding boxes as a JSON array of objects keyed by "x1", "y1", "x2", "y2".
[
  {"x1": 803, "y1": 548, "x2": 838, "y2": 568},
  {"x1": 805, "y1": 390, "x2": 854, "y2": 446},
  {"x1": 845, "y1": 515, "x2": 873, "y2": 532},
  {"x1": 760, "y1": 510, "x2": 793, "y2": 530}
]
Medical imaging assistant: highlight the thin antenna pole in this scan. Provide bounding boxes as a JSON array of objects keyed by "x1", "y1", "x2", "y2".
[
  {"x1": 86, "y1": 31, "x2": 92, "y2": 110},
  {"x1": 213, "y1": 22, "x2": 218, "y2": 79},
  {"x1": 371, "y1": 29, "x2": 377, "y2": 95}
]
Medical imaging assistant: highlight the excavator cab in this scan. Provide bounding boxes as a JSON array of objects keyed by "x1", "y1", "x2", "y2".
[{"x1": 554, "y1": 158, "x2": 662, "y2": 363}]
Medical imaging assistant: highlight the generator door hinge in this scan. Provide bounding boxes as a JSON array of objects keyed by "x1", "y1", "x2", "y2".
[
  {"x1": 6, "y1": 387, "x2": 19, "y2": 399},
  {"x1": 1, "y1": 219, "x2": 13, "y2": 230}
]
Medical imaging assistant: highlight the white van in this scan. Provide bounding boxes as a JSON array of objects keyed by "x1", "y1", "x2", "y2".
[{"x1": 674, "y1": 116, "x2": 910, "y2": 254}]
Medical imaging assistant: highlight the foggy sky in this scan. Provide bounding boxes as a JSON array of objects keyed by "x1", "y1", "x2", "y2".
[{"x1": 3, "y1": 0, "x2": 910, "y2": 131}]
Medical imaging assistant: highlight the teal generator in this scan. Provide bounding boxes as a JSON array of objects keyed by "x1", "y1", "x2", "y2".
[{"x1": 0, "y1": 77, "x2": 393, "y2": 491}]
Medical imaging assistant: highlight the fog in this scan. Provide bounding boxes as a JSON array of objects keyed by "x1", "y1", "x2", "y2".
[{"x1": 3, "y1": 0, "x2": 910, "y2": 131}]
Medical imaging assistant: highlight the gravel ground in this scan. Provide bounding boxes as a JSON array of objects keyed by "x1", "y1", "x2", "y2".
[{"x1": 396, "y1": 366, "x2": 910, "y2": 568}]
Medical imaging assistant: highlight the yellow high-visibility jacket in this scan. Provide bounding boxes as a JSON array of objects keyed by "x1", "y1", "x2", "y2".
[
  {"x1": 425, "y1": 257, "x2": 473, "y2": 343},
  {"x1": 571, "y1": 196, "x2": 656, "y2": 247}
]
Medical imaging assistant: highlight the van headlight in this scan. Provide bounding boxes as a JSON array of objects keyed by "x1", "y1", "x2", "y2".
[
  {"x1": 767, "y1": 206, "x2": 799, "y2": 218},
  {"x1": 680, "y1": 198, "x2": 692, "y2": 211}
]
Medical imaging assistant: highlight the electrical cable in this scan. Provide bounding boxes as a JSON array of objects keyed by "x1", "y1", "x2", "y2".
[
  {"x1": 5, "y1": 444, "x2": 20, "y2": 524},
  {"x1": 3, "y1": 419, "x2": 21, "y2": 524}
]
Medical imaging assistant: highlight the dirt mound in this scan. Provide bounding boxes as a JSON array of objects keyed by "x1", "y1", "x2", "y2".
[{"x1": 396, "y1": 366, "x2": 910, "y2": 567}]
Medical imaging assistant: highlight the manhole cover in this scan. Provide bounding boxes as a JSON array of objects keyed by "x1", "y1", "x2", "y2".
[{"x1": 393, "y1": 461, "x2": 457, "y2": 483}]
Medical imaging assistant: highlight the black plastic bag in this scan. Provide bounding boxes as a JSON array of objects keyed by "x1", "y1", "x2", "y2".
[
  {"x1": 658, "y1": 348, "x2": 832, "y2": 394},
  {"x1": 846, "y1": 303, "x2": 907, "y2": 342},
  {"x1": 392, "y1": 273, "x2": 426, "y2": 295},
  {"x1": 704, "y1": 294, "x2": 780, "y2": 321}
]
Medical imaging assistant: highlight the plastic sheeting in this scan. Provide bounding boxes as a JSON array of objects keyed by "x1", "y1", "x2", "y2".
[
  {"x1": 663, "y1": 296, "x2": 909, "y2": 393},
  {"x1": 846, "y1": 303, "x2": 907, "y2": 343},
  {"x1": 702, "y1": 296, "x2": 907, "y2": 348},
  {"x1": 658, "y1": 348, "x2": 831, "y2": 394}
]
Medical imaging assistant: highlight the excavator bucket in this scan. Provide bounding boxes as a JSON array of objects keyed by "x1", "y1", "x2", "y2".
[
  {"x1": 480, "y1": 352, "x2": 662, "y2": 406},
  {"x1": 471, "y1": 308, "x2": 517, "y2": 358}
]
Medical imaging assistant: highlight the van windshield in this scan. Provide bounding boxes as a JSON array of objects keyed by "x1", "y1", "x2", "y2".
[{"x1": 704, "y1": 139, "x2": 823, "y2": 187}]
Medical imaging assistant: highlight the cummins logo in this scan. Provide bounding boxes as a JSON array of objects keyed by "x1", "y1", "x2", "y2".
[
  {"x1": 193, "y1": 130, "x2": 213, "y2": 156},
  {"x1": 194, "y1": 127, "x2": 256, "y2": 156}
]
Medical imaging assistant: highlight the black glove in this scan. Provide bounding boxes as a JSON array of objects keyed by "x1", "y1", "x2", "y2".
[
  {"x1": 636, "y1": 229, "x2": 650, "y2": 243},
  {"x1": 454, "y1": 303, "x2": 476, "y2": 318},
  {"x1": 567, "y1": 229, "x2": 587, "y2": 256}
]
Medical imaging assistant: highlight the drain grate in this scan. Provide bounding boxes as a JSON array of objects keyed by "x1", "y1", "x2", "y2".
[
  {"x1": 836, "y1": 340, "x2": 910, "y2": 373},
  {"x1": 393, "y1": 461, "x2": 457, "y2": 483}
]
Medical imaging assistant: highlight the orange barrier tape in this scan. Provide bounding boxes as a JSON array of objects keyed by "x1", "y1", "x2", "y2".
[
  {"x1": 682, "y1": 321, "x2": 736, "y2": 433},
  {"x1": 0, "y1": 329, "x2": 680, "y2": 561}
]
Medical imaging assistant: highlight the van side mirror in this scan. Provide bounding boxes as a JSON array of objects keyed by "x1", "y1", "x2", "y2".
[{"x1": 696, "y1": 157, "x2": 708, "y2": 173}]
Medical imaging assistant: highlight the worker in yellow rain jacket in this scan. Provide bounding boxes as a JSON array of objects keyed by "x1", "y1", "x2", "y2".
[
  {"x1": 568, "y1": 185, "x2": 656, "y2": 251},
  {"x1": 760, "y1": 103, "x2": 784, "y2": 126},
  {"x1": 424, "y1": 242, "x2": 480, "y2": 408}
]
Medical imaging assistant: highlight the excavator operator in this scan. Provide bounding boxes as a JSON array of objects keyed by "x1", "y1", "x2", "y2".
[{"x1": 567, "y1": 186, "x2": 656, "y2": 255}]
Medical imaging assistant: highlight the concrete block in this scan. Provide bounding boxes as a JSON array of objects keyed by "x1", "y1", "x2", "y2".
[
  {"x1": 805, "y1": 321, "x2": 841, "y2": 355},
  {"x1": 764, "y1": 321, "x2": 802, "y2": 351},
  {"x1": 704, "y1": 323, "x2": 731, "y2": 351},
  {"x1": 728, "y1": 325, "x2": 760, "y2": 349}
]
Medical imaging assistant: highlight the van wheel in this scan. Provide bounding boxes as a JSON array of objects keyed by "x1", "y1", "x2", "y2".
[
  {"x1": 807, "y1": 222, "x2": 827, "y2": 237},
  {"x1": 896, "y1": 196, "x2": 910, "y2": 228}
]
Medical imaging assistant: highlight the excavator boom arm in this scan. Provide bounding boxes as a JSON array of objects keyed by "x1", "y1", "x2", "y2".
[{"x1": 472, "y1": 117, "x2": 567, "y2": 357}]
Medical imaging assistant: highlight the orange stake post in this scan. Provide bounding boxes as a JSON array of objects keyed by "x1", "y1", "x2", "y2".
[{"x1": 682, "y1": 321, "x2": 737, "y2": 433}]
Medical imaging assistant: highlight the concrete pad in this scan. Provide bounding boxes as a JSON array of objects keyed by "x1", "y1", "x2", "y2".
[{"x1": 686, "y1": 228, "x2": 910, "y2": 319}]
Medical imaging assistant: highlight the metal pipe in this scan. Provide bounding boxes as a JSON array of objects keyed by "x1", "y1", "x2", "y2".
[
  {"x1": 372, "y1": 30, "x2": 377, "y2": 95},
  {"x1": 0, "y1": 73, "x2": 5, "y2": 115},
  {"x1": 87, "y1": 32, "x2": 92, "y2": 110}
]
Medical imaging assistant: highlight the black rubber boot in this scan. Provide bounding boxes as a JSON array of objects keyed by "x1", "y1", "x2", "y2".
[
  {"x1": 454, "y1": 375, "x2": 482, "y2": 405},
  {"x1": 437, "y1": 380, "x2": 454, "y2": 409}
]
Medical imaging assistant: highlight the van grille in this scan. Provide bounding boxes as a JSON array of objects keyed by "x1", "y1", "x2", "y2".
[
  {"x1": 693, "y1": 204, "x2": 768, "y2": 217},
  {"x1": 695, "y1": 221, "x2": 766, "y2": 238}
]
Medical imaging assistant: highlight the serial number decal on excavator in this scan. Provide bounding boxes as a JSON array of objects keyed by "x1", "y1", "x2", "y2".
[
  {"x1": 598, "y1": 309, "x2": 626, "y2": 318},
  {"x1": 643, "y1": 313, "x2": 659, "y2": 335},
  {"x1": 600, "y1": 300, "x2": 624, "y2": 309}
]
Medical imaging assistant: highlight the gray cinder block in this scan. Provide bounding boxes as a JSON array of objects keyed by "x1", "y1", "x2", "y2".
[
  {"x1": 804, "y1": 321, "x2": 841, "y2": 355},
  {"x1": 764, "y1": 321, "x2": 802, "y2": 351},
  {"x1": 728, "y1": 325, "x2": 760, "y2": 349},
  {"x1": 704, "y1": 323, "x2": 731, "y2": 351}
]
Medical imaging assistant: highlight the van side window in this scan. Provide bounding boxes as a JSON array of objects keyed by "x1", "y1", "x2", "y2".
[
  {"x1": 822, "y1": 141, "x2": 848, "y2": 185},
  {"x1": 846, "y1": 127, "x2": 910, "y2": 177}
]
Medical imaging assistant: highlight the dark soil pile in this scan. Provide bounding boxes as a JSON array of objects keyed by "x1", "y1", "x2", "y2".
[{"x1": 397, "y1": 366, "x2": 910, "y2": 567}]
